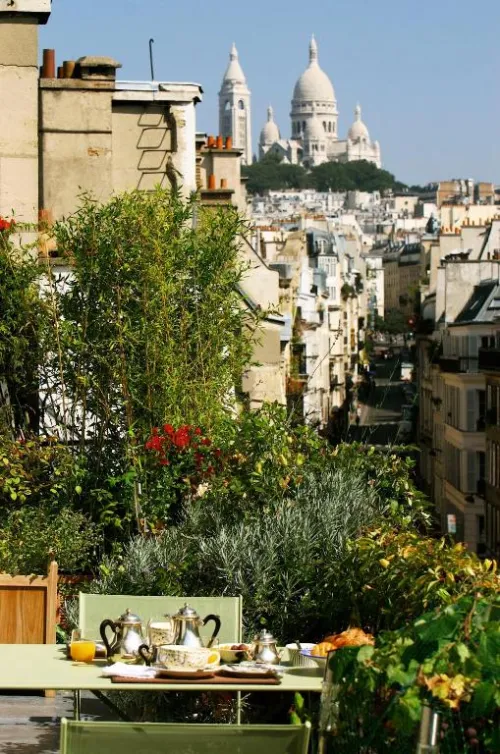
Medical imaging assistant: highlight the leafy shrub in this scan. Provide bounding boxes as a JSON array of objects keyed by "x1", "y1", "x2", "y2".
[
  {"x1": 326, "y1": 594, "x2": 500, "y2": 753},
  {"x1": 0, "y1": 435, "x2": 83, "y2": 508},
  {"x1": 0, "y1": 506, "x2": 99, "y2": 574},
  {"x1": 91, "y1": 467, "x2": 382, "y2": 641},
  {"x1": 342, "y1": 527, "x2": 500, "y2": 632}
]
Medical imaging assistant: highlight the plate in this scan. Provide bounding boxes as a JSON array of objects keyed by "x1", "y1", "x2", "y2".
[
  {"x1": 219, "y1": 663, "x2": 284, "y2": 679},
  {"x1": 155, "y1": 668, "x2": 216, "y2": 679}
]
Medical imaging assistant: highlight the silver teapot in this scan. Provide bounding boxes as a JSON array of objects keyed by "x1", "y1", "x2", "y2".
[
  {"x1": 253, "y1": 629, "x2": 280, "y2": 665},
  {"x1": 171, "y1": 603, "x2": 221, "y2": 648},
  {"x1": 100, "y1": 609, "x2": 145, "y2": 660}
]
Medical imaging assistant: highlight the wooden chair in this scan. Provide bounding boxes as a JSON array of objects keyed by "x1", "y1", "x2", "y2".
[
  {"x1": 59, "y1": 719, "x2": 312, "y2": 754},
  {"x1": 78, "y1": 593, "x2": 243, "y2": 644},
  {"x1": 0, "y1": 560, "x2": 58, "y2": 698}
]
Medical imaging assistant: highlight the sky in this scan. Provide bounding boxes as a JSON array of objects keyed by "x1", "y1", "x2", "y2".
[{"x1": 41, "y1": 0, "x2": 500, "y2": 186}]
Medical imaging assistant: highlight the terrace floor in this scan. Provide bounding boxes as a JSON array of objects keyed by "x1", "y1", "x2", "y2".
[{"x1": 0, "y1": 693, "x2": 118, "y2": 754}]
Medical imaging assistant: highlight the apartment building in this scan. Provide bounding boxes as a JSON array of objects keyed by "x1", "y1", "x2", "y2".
[
  {"x1": 418, "y1": 235, "x2": 500, "y2": 553},
  {"x1": 479, "y1": 334, "x2": 500, "y2": 558}
]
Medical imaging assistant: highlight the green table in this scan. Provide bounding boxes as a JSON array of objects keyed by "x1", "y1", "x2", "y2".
[{"x1": 0, "y1": 645, "x2": 323, "y2": 719}]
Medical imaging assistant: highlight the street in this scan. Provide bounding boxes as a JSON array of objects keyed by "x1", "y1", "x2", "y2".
[{"x1": 347, "y1": 358, "x2": 411, "y2": 446}]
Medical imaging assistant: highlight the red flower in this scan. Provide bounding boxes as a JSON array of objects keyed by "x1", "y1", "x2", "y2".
[
  {"x1": 174, "y1": 428, "x2": 190, "y2": 449},
  {"x1": 201, "y1": 438, "x2": 211, "y2": 447},
  {"x1": 163, "y1": 424, "x2": 174, "y2": 435},
  {"x1": 194, "y1": 428, "x2": 202, "y2": 436},
  {"x1": 152, "y1": 427, "x2": 159, "y2": 436},
  {"x1": 159, "y1": 459, "x2": 170, "y2": 466}
]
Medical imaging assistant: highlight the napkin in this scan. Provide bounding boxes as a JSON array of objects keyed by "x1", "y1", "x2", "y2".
[{"x1": 101, "y1": 662, "x2": 157, "y2": 679}]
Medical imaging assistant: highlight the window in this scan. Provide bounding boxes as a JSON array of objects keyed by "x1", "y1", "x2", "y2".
[
  {"x1": 224, "y1": 100, "x2": 231, "y2": 111},
  {"x1": 302, "y1": 121, "x2": 306, "y2": 132},
  {"x1": 323, "y1": 121, "x2": 327, "y2": 131},
  {"x1": 238, "y1": 100, "x2": 245, "y2": 110},
  {"x1": 328, "y1": 122, "x2": 332, "y2": 132}
]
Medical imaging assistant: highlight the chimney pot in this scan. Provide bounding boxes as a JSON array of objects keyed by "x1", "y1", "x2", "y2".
[
  {"x1": 225, "y1": 136, "x2": 233, "y2": 149},
  {"x1": 208, "y1": 174, "x2": 216, "y2": 190},
  {"x1": 207, "y1": 136, "x2": 215, "y2": 148},
  {"x1": 63, "y1": 60, "x2": 76, "y2": 79},
  {"x1": 220, "y1": 178, "x2": 228, "y2": 189},
  {"x1": 216, "y1": 135, "x2": 223, "y2": 149},
  {"x1": 41, "y1": 49, "x2": 56, "y2": 79},
  {"x1": 57, "y1": 66, "x2": 64, "y2": 79}
]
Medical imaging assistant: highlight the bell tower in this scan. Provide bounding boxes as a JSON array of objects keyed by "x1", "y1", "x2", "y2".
[
  {"x1": 0, "y1": 1, "x2": 52, "y2": 225},
  {"x1": 218, "y1": 44, "x2": 252, "y2": 165}
]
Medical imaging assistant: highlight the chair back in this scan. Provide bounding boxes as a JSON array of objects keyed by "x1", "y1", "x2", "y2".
[
  {"x1": 79, "y1": 593, "x2": 243, "y2": 644},
  {"x1": 0, "y1": 561, "x2": 58, "y2": 643},
  {"x1": 60, "y1": 719, "x2": 311, "y2": 754}
]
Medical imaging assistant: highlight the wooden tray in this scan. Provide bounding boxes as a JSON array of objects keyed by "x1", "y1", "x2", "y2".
[{"x1": 111, "y1": 674, "x2": 281, "y2": 686}]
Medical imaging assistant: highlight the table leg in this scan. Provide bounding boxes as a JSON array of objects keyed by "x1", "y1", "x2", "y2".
[
  {"x1": 73, "y1": 690, "x2": 81, "y2": 721},
  {"x1": 236, "y1": 691, "x2": 242, "y2": 724}
]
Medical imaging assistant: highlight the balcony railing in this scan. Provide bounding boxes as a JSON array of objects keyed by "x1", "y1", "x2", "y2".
[
  {"x1": 478, "y1": 347, "x2": 500, "y2": 372},
  {"x1": 439, "y1": 356, "x2": 478, "y2": 373}
]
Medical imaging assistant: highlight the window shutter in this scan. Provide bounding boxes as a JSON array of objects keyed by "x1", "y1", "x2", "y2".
[{"x1": 466, "y1": 390, "x2": 476, "y2": 432}]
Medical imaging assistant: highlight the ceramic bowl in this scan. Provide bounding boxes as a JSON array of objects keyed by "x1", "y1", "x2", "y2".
[
  {"x1": 156, "y1": 644, "x2": 220, "y2": 671},
  {"x1": 286, "y1": 643, "x2": 317, "y2": 668}
]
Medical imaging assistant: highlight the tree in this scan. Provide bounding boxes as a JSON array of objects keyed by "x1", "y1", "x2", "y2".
[
  {"x1": 242, "y1": 152, "x2": 310, "y2": 194},
  {"x1": 374, "y1": 310, "x2": 411, "y2": 335},
  {"x1": 310, "y1": 160, "x2": 400, "y2": 193},
  {"x1": 39, "y1": 189, "x2": 259, "y2": 531}
]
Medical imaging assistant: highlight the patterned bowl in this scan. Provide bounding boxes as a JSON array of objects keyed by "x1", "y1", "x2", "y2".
[{"x1": 156, "y1": 644, "x2": 220, "y2": 671}]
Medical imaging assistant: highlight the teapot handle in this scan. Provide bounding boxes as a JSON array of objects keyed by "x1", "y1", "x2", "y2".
[
  {"x1": 138, "y1": 644, "x2": 154, "y2": 667},
  {"x1": 203, "y1": 614, "x2": 221, "y2": 648},
  {"x1": 99, "y1": 619, "x2": 117, "y2": 659}
]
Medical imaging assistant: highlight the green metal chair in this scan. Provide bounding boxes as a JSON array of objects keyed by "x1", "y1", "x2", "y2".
[
  {"x1": 59, "y1": 719, "x2": 312, "y2": 754},
  {"x1": 79, "y1": 594, "x2": 243, "y2": 645}
]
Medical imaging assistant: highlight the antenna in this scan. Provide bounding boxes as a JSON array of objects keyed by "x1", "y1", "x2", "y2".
[{"x1": 149, "y1": 38, "x2": 155, "y2": 81}]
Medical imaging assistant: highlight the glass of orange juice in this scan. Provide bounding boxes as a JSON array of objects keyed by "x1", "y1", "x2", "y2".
[{"x1": 70, "y1": 639, "x2": 96, "y2": 664}]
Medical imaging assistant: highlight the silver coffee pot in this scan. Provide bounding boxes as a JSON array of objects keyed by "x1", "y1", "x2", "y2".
[
  {"x1": 253, "y1": 629, "x2": 280, "y2": 665},
  {"x1": 171, "y1": 604, "x2": 221, "y2": 648},
  {"x1": 100, "y1": 608, "x2": 145, "y2": 660}
]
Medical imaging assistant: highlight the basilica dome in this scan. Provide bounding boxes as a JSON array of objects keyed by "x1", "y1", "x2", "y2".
[
  {"x1": 293, "y1": 36, "x2": 335, "y2": 104},
  {"x1": 348, "y1": 104, "x2": 370, "y2": 141},
  {"x1": 259, "y1": 106, "x2": 280, "y2": 145}
]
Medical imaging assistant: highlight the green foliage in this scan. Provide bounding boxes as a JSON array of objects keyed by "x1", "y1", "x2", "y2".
[
  {"x1": 310, "y1": 160, "x2": 401, "y2": 193},
  {"x1": 375, "y1": 310, "x2": 411, "y2": 335},
  {"x1": 38, "y1": 189, "x2": 258, "y2": 533},
  {"x1": 242, "y1": 153, "x2": 309, "y2": 193},
  {"x1": 326, "y1": 594, "x2": 500, "y2": 753},
  {"x1": 204, "y1": 403, "x2": 327, "y2": 520},
  {"x1": 331, "y1": 443, "x2": 432, "y2": 529},
  {"x1": 0, "y1": 506, "x2": 99, "y2": 574},
  {"x1": 90, "y1": 465, "x2": 382, "y2": 642},
  {"x1": 243, "y1": 157, "x2": 403, "y2": 195},
  {"x1": 0, "y1": 228, "x2": 42, "y2": 432},
  {"x1": 0, "y1": 435, "x2": 83, "y2": 508},
  {"x1": 342, "y1": 527, "x2": 499, "y2": 633}
]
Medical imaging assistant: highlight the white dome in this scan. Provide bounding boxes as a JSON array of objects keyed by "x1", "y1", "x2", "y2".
[
  {"x1": 221, "y1": 43, "x2": 246, "y2": 85},
  {"x1": 293, "y1": 36, "x2": 335, "y2": 104},
  {"x1": 348, "y1": 104, "x2": 370, "y2": 141},
  {"x1": 259, "y1": 106, "x2": 280, "y2": 145},
  {"x1": 305, "y1": 118, "x2": 325, "y2": 141}
]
